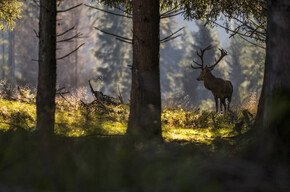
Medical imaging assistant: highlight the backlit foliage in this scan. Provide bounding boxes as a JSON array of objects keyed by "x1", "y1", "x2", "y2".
[
  {"x1": 95, "y1": 0, "x2": 266, "y2": 22},
  {"x1": 0, "y1": 0, "x2": 23, "y2": 30},
  {"x1": 94, "y1": 0, "x2": 266, "y2": 44}
]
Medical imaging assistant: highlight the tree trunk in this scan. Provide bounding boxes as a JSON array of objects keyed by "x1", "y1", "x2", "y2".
[
  {"x1": 8, "y1": 29, "x2": 15, "y2": 86},
  {"x1": 254, "y1": 75, "x2": 265, "y2": 129},
  {"x1": 1, "y1": 31, "x2": 6, "y2": 79},
  {"x1": 259, "y1": 0, "x2": 290, "y2": 159},
  {"x1": 36, "y1": 0, "x2": 57, "y2": 136},
  {"x1": 127, "y1": 0, "x2": 162, "y2": 141},
  {"x1": 74, "y1": 24, "x2": 78, "y2": 88}
]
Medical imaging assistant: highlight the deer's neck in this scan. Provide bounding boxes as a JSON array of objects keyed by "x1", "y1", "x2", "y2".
[{"x1": 203, "y1": 72, "x2": 216, "y2": 90}]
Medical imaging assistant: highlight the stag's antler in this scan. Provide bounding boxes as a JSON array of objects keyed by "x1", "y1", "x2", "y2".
[
  {"x1": 208, "y1": 48, "x2": 228, "y2": 71},
  {"x1": 191, "y1": 45, "x2": 212, "y2": 69}
]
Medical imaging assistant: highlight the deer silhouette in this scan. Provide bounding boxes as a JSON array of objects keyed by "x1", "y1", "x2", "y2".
[{"x1": 191, "y1": 45, "x2": 233, "y2": 113}]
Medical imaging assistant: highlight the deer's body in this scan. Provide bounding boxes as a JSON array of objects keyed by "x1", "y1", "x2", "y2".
[
  {"x1": 191, "y1": 45, "x2": 233, "y2": 113},
  {"x1": 200, "y1": 70, "x2": 233, "y2": 112}
]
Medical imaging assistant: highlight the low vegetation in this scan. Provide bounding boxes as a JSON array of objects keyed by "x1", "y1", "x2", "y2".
[
  {"x1": 2, "y1": 85, "x2": 286, "y2": 192},
  {"x1": 0, "y1": 85, "x2": 256, "y2": 145}
]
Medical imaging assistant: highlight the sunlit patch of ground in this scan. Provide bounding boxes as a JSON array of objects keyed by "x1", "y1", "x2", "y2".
[
  {"x1": 163, "y1": 128, "x2": 213, "y2": 144},
  {"x1": 0, "y1": 100, "x2": 36, "y2": 131},
  {"x1": 0, "y1": 98, "x2": 253, "y2": 145}
]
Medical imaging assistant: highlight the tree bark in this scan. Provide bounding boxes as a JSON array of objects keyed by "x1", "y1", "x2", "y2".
[
  {"x1": 259, "y1": 0, "x2": 290, "y2": 159},
  {"x1": 127, "y1": 0, "x2": 162, "y2": 141},
  {"x1": 8, "y1": 29, "x2": 15, "y2": 86},
  {"x1": 254, "y1": 75, "x2": 265, "y2": 129},
  {"x1": 36, "y1": 0, "x2": 57, "y2": 136},
  {"x1": 2, "y1": 31, "x2": 6, "y2": 79}
]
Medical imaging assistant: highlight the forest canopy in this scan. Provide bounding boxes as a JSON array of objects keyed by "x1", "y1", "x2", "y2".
[
  {"x1": 92, "y1": 0, "x2": 267, "y2": 46},
  {"x1": 95, "y1": 0, "x2": 266, "y2": 19},
  {"x1": 0, "y1": 0, "x2": 22, "y2": 30}
]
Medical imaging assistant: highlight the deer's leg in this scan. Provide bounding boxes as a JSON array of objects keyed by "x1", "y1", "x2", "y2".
[
  {"x1": 220, "y1": 98, "x2": 223, "y2": 112},
  {"x1": 215, "y1": 97, "x2": 218, "y2": 112},
  {"x1": 221, "y1": 97, "x2": 226, "y2": 113}
]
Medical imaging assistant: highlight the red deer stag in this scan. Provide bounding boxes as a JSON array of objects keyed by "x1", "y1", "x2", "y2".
[{"x1": 191, "y1": 45, "x2": 233, "y2": 113}]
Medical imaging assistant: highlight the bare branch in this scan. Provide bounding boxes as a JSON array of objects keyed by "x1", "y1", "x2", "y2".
[
  {"x1": 116, "y1": 38, "x2": 133, "y2": 44},
  {"x1": 161, "y1": 34, "x2": 182, "y2": 43},
  {"x1": 84, "y1": 4, "x2": 132, "y2": 19},
  {"x1": 160, "y1": 5, "x2": 180, "y2": 17},
  {"x1": 57, "y1": 43, "x2": 85, "y2": 60},
  {"x1": 94, "y1": 27, "x2": 133, "y2": 42},
  {"x1": 56, "y1": 87, "x2": 66, "y2": 92},
  {"x1": 33, "y1": 29, "x2": 39, "y2": 38},
  {"x1": 57, "y1": 3, "x2": 83, "y2": 13},
  {"x1": 57, "y1": 26, "x2": 75, "y2": 37},
  {"x1": 160, "y1": 27, "x2": 184, "y2": 42},
  {"x1": 239, "y1": 36, "x2": 266, "y2": 49},
  {"x1": 161, "y1": 11, "x2": 185, "y2": 19},
  {"x1": 57, "y1": 33, "x2": 82, "y2": 43},
  {"x1": 213, "y1": 21, "x2": 266, "y2": 43},
  {"x1": 32, "y1": 0, "x2": 40, "y2": 7}
]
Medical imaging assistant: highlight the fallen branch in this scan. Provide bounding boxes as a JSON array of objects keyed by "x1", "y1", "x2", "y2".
[{"x1": 88, "y1": 80, "x2": 120, "y2": 106}]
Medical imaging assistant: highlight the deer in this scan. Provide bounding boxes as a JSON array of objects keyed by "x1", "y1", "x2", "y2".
[{"x1": 191, "y1": 45, "x2": 233, "y2": 113}]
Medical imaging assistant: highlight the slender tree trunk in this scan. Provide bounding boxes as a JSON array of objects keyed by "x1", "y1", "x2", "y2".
[
  {"x1": 8, "y1": 29, "x2": 15, "y2": 85},
  {"x1": 74, "y1": 24, "x2": 78, "y2": 88},
  {"x1": 259, "y1": 0, "x2": 290, "y2": 159},
  {"x1": 127, "y1": 0, "x2": 162, "y2": 141},
  {"x1": 36, "y1": 0, "x2": 57, "y2": 136},
  {"x1": 1, "y1": 31, "x2": 6, "y2": 79}
]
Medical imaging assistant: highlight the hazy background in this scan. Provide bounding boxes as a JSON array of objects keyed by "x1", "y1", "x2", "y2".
[{"x1": 0, "y1": 0, "x2": 265, "y2": 110}]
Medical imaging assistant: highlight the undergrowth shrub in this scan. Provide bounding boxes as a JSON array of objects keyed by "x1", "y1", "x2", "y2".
[
  {"x1": 240, "y1": 91, "x2": 259, "y2": 114},
  {"x1": 0, "y1": 85, "x2": 256, "y2": 144}
]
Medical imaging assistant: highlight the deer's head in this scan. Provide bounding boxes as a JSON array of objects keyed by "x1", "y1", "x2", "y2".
[
  {"x1": 191, "y1": 45, "x2": 228, "y2": 81},
  {"x1": 196, "y1": 66, "x2": 211, "y2": 81}
]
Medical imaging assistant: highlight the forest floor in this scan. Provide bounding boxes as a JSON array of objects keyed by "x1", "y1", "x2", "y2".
[
  {"x1": 0, "y1": 91, "x2": 289, "y2": 192},
  {"x1": 0, "y1": 96, "x2": 253, "y2": 144}
]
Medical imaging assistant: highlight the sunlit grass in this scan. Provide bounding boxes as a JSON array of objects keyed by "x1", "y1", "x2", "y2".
[
  {"x1": 55, "y1": 101, "x2": 129, "y2": 137},
  {"x1": 0, "y1": 91, "x2": 254, "y2": 145},
  {"x1": 0, "y1": 99, "x2": 36, "y2": 131},
  {"x1": 162, "y1": 127, "x2": 213, "y2": 144}
]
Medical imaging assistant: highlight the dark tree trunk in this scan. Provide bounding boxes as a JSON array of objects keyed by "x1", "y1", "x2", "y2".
[
  {"x1": 254, "y1": 75, "x2": 265, "y2": 129},
  {"x1": 259, "y1": 0, "x2": 290, "y2": 159},
  {"x1": 127, "y1": 0, "x2": 162, "y2": 140},
  {"x1": 8, "y1": 29, "x2": 15, "y2": 85},
  {"x1": 36, "y1": 0, "x2": 57, "y2": 136}
]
